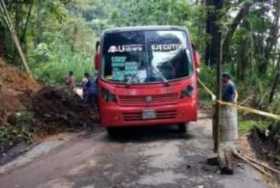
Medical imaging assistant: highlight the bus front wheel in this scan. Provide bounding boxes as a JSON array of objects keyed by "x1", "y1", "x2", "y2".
[
  {"x1": 106, "y1": 128, "x2": 117, "y2": 137},
  {"x1": 178, "y1": 123, "x2": 187, "y2": 133}
]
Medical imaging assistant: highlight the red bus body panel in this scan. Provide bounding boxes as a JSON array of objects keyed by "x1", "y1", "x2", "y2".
[
  {"x1": 98, "y1": 74, "x2": 198, "y2": 127},
  {"x1": 98, "y1": 26, "x2": 199, "y2": 127}
]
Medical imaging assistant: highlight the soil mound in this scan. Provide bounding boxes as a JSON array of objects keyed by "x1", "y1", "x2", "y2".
[
  {"x1": 32, "y1": 87, "x2": 98, "y2": 129},
  {"x1": 0, "y1": 58, "x2": 40, "y2": 126},
  {"x1": 0, "y1": 59, "x2": 40, "y2": 92},
  {"x1": 0, "y1": 58, "x2": 99, "y2": 156}
]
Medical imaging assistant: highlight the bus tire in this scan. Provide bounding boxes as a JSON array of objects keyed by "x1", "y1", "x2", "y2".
[
  {"x1": 178, "y1": 123, "x2": 187, "y2": 133},
  {"x1": 106, "y1": 128, "x2": 117, "y2": 137}
]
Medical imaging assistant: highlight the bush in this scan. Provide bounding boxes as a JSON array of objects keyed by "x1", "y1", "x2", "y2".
[
  {"x1": 29, "y1": 37, "x2": 94, "y2": 85},
  {"x1": 199, "y1": 64, "x2": 216, "y2": 101},
  {"x1": 0, "y1": 112, "x2": 33, "y2": 154},
  {"x1": 32, "y1": 57, "x2": 92, "y2": 85}
]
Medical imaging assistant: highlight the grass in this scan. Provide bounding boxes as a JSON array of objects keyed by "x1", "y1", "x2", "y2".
[{"x1": 239, "y1": 120, "x2": 269, "y2": 135}]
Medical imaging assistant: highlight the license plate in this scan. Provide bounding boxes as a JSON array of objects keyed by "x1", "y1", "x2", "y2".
[{"x1": 142, "y1": 109, "x2": 156, "y2": 120}]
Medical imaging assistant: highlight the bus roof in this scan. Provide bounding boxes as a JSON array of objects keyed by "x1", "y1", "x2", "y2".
[{"x1": 102, "y1": 26, "x2": 188, "y2": 35}]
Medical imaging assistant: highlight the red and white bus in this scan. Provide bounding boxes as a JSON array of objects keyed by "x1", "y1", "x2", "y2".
[{"x1": 96, "y1": 26, "x2": 200, "y2": 135}]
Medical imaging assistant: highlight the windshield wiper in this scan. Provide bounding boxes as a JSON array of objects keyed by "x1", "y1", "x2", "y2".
[
  {"x1": 125, "y1": 74, "x2": 138, "y2": 88},
  {"x1": 150, "y1": 64, "x2": 170, "y2": 87},
  {"x1": 125, "y1": 64, "x2": 169, "y2": 87}
]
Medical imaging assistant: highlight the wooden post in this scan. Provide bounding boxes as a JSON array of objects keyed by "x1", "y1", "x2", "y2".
[
  {"x1": 214, "y1": 42, "x2": 223, "y2": 152},
  {"x1": 208, "y1": 0, "x2": 224, "y2": 152}
]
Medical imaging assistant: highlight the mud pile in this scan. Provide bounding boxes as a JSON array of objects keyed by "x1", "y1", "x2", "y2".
[
  {"x1": 32, "y1": 87, "x2": 98, "y2": 129},
  {"x1": 0, "y1": 58, "x2": 40, "y2": 126},
  {"x1": 0, "y1": 58, "x2": 41, "y2": 154},
  {"x1": 0, "y1": 58, "x2": 98, "y2": 128},
  {"x1": 0, "y1": 59, "x2": 98, "y2": 155}
]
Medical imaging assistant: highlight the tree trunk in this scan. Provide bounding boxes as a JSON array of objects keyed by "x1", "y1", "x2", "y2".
[
  {"x1": 268, "y1": 60, "x2": 280, "y2": 104},
  {"x1": 20, "y1": 0, "x2": 34, "y2": 56},
  {"x1": 210, "y1": 0, "x2": 223, "y2": 67},
  {"x1": 222, "y1": 1, "x2": 254, "y2": 64},
  {"x1": 0, "y1": 0, "x2": 32, "y2": 76},
  {"x1": 12, "y1": 0, "x2": 22, "y2": 65},
  {"x1": 260, "y1": 0, "x2": 280, "y2": 74},
  {"x1": 0, "y1": 24, "x2": 4, "y2": 57},
  {"x1": 237, "y1": 21, "x2": 250, "y2": 81},
  {"x1": 35, "y1": 0, "x2": 43, "y2": 45},
  {"x1": 205, "y1": 0, "x2": 213, "y2": 66},
  {"x1": 208, "y1": 0, "x2": 224, "y2": 152}
]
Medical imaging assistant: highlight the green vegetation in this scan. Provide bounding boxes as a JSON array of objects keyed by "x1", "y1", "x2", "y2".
[
  {"x1": 1, "y1": 0, "x2": 206, "y2": 84},
  {"x1": 1, "y1": 0, "x2": 280, "y2": 133},
  {"x1": 32, "y1": 56, "x2": 92, "y2": 85},
  {"x1": 0, "y1": 112, "x2": 33, "y2": 153},
  {"x1": 1, "y1": 0, "x2": 96, "y2": 84},
  {"x1": 239, "y1": 120, "x2": 269, "y2": 135}
]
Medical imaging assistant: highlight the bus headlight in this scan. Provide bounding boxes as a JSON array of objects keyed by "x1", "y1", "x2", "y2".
[
  {"x1": 101, "y1": 88, "x2": 117, "y2": 102},
  {"x1": 181, "y1": 85, "x2": 194, "y2": 98}
]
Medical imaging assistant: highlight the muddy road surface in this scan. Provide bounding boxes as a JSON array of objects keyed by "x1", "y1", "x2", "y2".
[{"x1": 0, "y1": 113, "x2": 268, "y2": 188}]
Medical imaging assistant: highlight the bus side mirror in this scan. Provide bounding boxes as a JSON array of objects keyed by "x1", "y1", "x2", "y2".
[
  {"x1": 95, "y1": 41, "x2": 101, "y2": 71},
  {"x1": 95, "y1": 53, "x2": 101, "y2": 71},
  {"x1": 194, "y1": 51, "x2": 201, "y2": 73}
]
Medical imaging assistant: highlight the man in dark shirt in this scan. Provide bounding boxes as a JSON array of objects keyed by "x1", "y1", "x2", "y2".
[
  {"x1": 83, "y1": 73, "x2": 98, "y2": 107},
  {"x1": 219, "y1": 72, "x2": 238, "y2": 175},
  {"x1": 222, "y1": 73, "x2": 237, "y2": 102}
]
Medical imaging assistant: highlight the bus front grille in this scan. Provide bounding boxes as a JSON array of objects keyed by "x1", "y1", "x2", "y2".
[{"x1": 118, "y1": 93, "x2": 178, "y2": 106}]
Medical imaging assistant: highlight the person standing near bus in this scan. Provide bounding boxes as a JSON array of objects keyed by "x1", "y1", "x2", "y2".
[
  {"x1": 222, "y1": 73, "x2": 238, "y2": 103},
  {"x1": 64, "y1": 71, "x2": 76, "y2": 90},
  {"x1": 218, "y1": 72, "x2": 238, "y2": 175},
  {"x1": 83, "y1": 73, "x2": 98, "y2": 108}
]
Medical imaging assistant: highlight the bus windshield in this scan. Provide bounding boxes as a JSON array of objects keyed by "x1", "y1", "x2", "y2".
[{"x1": 102, "y1": 30, "x2": 193, "y2": 84}]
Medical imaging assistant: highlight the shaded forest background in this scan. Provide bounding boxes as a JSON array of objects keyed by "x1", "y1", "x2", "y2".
[{"x1": 1, "y1": 0, "x2": 280, "y2": 114}]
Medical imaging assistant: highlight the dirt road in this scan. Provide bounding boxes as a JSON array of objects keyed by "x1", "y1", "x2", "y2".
[{"x1": 0, "y1": 113, "x2": 268, "y2": 188}]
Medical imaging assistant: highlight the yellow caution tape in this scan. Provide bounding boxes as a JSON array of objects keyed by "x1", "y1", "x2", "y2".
[
  {"x1": 198, "y1": 78, "x2": 280, "y2": 121},
  {"x1": 198, "y1": 78, "x2": 216, "y2": 101}
]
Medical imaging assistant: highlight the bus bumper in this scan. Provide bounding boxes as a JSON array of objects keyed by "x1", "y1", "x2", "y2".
[{"x1": 100, "y1": 101, "x2": 197, "y2": 127}]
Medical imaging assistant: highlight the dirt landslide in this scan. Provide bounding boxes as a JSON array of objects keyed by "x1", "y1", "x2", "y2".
[
  {"x1": 0, "y1": 58, "x2": 40, "y2": 126},
  {"x1": 0, "y1": 58, "x2": 98, "y2": 156},
  {"x1": 0, "y1": 58, "x2": 40, "y2": 155},
  {"x1": 32, "y1": 86, "x2": 99, "y2": 132}
]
